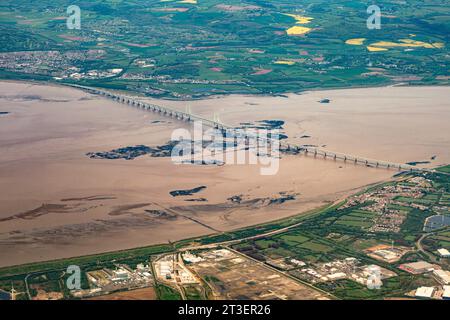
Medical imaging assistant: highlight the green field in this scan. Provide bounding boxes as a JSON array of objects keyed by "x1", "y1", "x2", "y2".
[
  {"x1": 233, "y1": 170, "x2": 450, "y2": 298},
  {"x1": 0, "y1": 0, "x2": 449, "y2": 98},
  {"x1": 156, "y1": 284, "x2": 182, "y2": 300}
]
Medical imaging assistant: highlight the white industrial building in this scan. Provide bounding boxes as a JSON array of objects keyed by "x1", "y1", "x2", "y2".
[
  {"x1": 159, "y1": 262, "x2": 173, "y2": 279},
  {"x1": 373, "y1": 249, "x2": 398, "y2": 262},
  {"x1": 328, "y1": 272, "x2": 347, "y2": 280},
  {"x1": 437, "y1": 248, "x2": 450, "y2": 258},
  {"x1": 290, "y1": 259, "x2": 306, "y2": 267},
  {"x1": 111, "y1": 269, "x2": 130, "y2": 282},
  {"x1": 415, "y1": 286, "x2": 435, "y2": 299},
  {"x1": 433, "y1": 269, "x2": 450, "y2": 285},
  {"x1": 443, "y1": 286, "x2": 450, "y2": 300}
]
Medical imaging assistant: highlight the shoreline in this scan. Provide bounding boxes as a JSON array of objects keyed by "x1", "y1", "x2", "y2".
[
  {"x1": 0, "y1": 171, "x2": 411, "y2": 272},
  {"x1": 0, "y1": 170, "x2": 432, "y2": 273},
  {"x1": 0, "y1": 180, "x2": 377, "y2": 272},
  {"x1": 0, "y1": 80, "x2": 448, "y2": 268},
  {"x1": 2, "y1": 78, "x2": 450, "y2": 102}
]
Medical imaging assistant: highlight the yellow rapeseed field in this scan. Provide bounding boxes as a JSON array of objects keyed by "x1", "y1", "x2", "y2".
[
  {"x1": 284, "y1": 13, "x2": 313, "y2": 35},
  {"x1": 274, "y1": 60, "x2": 296, "y2": 65},
  {"x1": 283, "y1": 14, "x2": 314, "y2": 24},
  {"x1": 369, "y1": 39, "x2": 444, "y2": 50},
  {"x1": 286, "y1": 26, "x2": 312, "y2": 35},
  {"x1": 367, "y1": 46, "x2": 389, "y2": 52},
  {"x1": 345, "y1": 38, "x2": 367, "y2": 45}
]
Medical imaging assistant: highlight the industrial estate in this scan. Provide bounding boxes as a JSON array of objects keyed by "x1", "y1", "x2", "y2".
[{"x1": 0, "y1": 167, "x2": 449, "y2": 300}]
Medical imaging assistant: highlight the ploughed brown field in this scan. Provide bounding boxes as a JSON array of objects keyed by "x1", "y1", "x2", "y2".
[{"x1": 0, "y1": 81, "x2": 448, "y2": 267}]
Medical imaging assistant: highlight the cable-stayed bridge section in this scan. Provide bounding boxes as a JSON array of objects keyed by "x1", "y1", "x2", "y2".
[{"x1": 68, "y1": 84, "x2": 436, "y2": 174}]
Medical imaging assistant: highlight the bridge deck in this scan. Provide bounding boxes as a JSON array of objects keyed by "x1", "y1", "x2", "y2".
[{"x1": 66, "y1": 84, "x2": 435, "y2": 174}]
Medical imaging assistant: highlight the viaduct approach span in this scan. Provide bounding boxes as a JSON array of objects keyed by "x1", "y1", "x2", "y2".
[{"x1": 66, "y1": 84, "x2": 437, "y2": 174}]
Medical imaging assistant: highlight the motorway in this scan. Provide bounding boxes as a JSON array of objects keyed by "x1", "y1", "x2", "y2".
[{"x1": 66, "y1": 84, "x2": 436, "y2": 174}]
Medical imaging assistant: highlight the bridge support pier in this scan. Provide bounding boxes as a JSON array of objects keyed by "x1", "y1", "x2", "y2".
[{"x1": 73, "y1": 86, "x2": 436, "y2": 175}]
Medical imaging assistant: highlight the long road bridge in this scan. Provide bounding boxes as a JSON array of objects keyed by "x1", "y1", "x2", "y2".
[
  {"x1": 67, "y1": 84, "x2": 436, "y2": 174},
  {"x1": 68, "y1": 84, "x2": 225, "y2": 130},
  {"x1": 283, "y1": 145, "x2": 431, "y2": 172}
]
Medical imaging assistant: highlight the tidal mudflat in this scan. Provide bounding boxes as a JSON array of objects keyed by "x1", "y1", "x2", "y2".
[{"x1": 0, "y1": 81, "x2": 448, "y2": 267}]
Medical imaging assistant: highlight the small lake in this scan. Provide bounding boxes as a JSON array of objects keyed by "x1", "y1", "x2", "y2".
[{"x1": 423, "y1": 215, "x2": 450, "y2": 232}]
